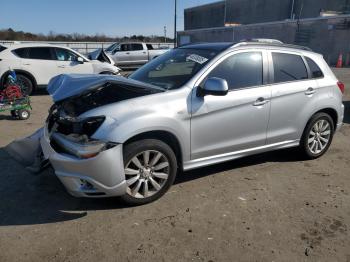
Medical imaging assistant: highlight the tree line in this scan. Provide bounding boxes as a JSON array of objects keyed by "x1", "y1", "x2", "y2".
[{"x1": 0, "y1": 28, "x2": 174, "y2": 43}]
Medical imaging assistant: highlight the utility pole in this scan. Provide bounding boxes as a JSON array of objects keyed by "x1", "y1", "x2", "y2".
[
  {"x1": 164, "y1": 26, "x2": 167, "y2": 43},
  {"x1": 174, "y1": 0, "x2": 177, "y2": 47}
]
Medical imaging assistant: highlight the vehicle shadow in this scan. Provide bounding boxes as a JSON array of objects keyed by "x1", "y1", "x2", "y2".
[
  {"x1": 0, "y1": 114, "x2": 15, "y2": 120},
  {"x1": 343, "y1": 100, "x2": 350, "y2": 124},
  {"x1": 0, "y1": 148, "x2": 131, "y2": 226},
  {"x1": 176, "y1": 148, "x2": 303, "y2": 185},
  {"x1": 0, "y1": 146, "x2": 304, "y2": 227}
]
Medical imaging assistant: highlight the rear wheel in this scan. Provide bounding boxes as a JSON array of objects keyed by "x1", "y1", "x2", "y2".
[
  {"x1": 11, "y1": 74, "x2": 33, "y2": 95},
  {"x1": 300, "y1": 113, "x2": 334, "y2": 159},
  {"x1": 18, "y1": 109, "x2": 30, "y2": 120},
  {"x1": 121, "y1": 139, "x2": 177, "y2": 205}
]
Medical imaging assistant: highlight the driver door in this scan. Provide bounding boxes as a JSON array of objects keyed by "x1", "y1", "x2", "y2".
[{"x1": 191, "y1": 50, "x2": 271, "y2": 160}]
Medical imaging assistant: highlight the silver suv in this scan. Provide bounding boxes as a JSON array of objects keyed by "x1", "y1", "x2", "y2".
[{"x1": 8, "y1": 41, "x2": 345, "y2": 205}]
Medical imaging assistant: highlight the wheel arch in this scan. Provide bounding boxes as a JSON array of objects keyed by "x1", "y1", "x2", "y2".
[
  {"x1": 123, "y1": 130, "x2": 183, "y2": 169},
  {"x1": 0, "y1": 69, "x2": 37, "y2": 90}
]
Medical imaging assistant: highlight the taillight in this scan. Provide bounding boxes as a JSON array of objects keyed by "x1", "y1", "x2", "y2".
[{"x1": 337, "y1": 81, "x2": 345, "y2": 94}]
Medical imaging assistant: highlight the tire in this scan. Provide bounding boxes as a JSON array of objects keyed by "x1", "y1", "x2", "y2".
[
  {"x1": 18, "y1": 109, "x2": 30, "y2": 120},
  {"x1": 120, "y1": 139, "x2": 178, "y2": 205},
  {"x1": 300, "y1": 112, "x2": 334, "y2": 159},
  {"x1": 16, "y1": 74, "x2": 33, "y2": 96}
]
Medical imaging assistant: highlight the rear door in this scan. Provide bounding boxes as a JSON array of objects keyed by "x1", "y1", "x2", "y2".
[
  {"x1": 191, "y1": 50, "x2": 271, "y2": 160},
  {"x1": 54, "y1": 47, "x2": 93, "y2": 74},
  {"x1": 129, "y1": 43, "x2": 148, "y2": 65},
  {"x1": 266, "y1": 51, "x2": 318, "y2": 144},
  {"x1": 21, "y1": 47, "x2": 57, "y2": 85}
]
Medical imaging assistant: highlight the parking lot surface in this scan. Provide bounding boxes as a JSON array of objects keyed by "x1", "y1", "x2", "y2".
[{"x1": 0, "y1": 69, "x2": 349, "y2": 262}]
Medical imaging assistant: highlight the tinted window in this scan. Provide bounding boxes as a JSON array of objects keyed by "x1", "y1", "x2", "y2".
[
  {"x1": 305, "y1": 57, "x2": 324, "y2": 78},
  {"x1": 55, "y1": 48, "x2": 79, "y2": 61},
  {"x1": 146, "y1": 44, "x2": 154, "y2": 50},
  {"x1": 272, "y1": 53, "x2": 308, "y2": 83},
  {"x1": 130, "y1": 44, "x2": 143, "y2": 51},
  {"x1": 28, "y1": 47, "x2": 54, "y2": 60},
  {"x1": 120, "y1": 44, "x2": 129, "y2": 51},
  {"x1": 13, "y1": 48, "x2": 29, "y2": 58},
  {"x1": 206, "y1": 52, "x2": 263, "y2": 90},
  {"x1": 0, "y1": 45, "x2": 7, "y2": 53}
]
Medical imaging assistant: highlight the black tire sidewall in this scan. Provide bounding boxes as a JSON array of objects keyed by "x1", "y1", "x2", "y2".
[
  {"x1": 16, "y1": 74, "x2": 33, "y2": 96},
  {"x1": 301, "y1": 113, "x2": 334, "y2": 159},
  {"x1": 121, "y1": 139, "x2": 178, "y2": 205}
]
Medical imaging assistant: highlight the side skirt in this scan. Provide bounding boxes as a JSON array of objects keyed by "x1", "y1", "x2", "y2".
[{"x1": 183, "y1": 140, "x2": 300, "y2": 171}]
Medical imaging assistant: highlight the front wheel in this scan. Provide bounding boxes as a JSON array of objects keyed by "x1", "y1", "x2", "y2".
[
  {"x1": 121, "y1": 139, "x2": 178, "y2": 205},
  {"x1": 300, "y1": 113, "x2": 334, "y2": 159}
]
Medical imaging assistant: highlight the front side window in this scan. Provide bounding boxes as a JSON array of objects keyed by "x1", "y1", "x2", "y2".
[
  {"x1": 305, "y1": 57, "x2": 324, "y2": 78},
  {"x1": 130, "y1": 48, "x2": 219, "y2": 90},
  {"x1": 120, "y1": 44, "x2": 129, "y2": 52},
  {"x1": 205, "y1": 52, "x2": 263, "y2": 90},
  {"x1": 272, "y1": 52, "x2": 308, "y2": 83},
  {"x1": 28, "y1": 47, "x2": 54, "y2": 60},
  {"x1": 55, "y1": 48, "x2": 79, "y2": 61}
]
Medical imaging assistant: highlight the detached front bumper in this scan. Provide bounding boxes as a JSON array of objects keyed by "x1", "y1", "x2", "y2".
[{"x1": 41, "y1": 127, "x2": 127, "y2": 198}]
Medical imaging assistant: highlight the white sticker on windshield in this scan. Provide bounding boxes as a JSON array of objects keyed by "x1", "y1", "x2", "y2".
[{"x1": 186, "y1": 54, "x2": 208, "y2": 64}]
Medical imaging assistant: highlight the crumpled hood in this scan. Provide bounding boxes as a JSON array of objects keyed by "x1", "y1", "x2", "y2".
[{"x1": 47, "y1": 74, "x2": 163, "y2": 102}]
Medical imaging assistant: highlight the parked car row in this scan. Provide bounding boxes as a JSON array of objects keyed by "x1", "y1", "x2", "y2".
[
  {"x1": 6, "y1": 40, "x2": 345, "y2": 205},
  {"x1": 0, "y1": 43, "x2": 121, "y2": 95},
  {"x1": 90, "y1": 42, "x2": 171, "y2": 68}
]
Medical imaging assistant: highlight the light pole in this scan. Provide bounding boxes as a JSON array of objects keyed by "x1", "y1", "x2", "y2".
[
  {"x1": 164, "y1": 26, "x2": 167, "y2": 43},
  {"x1": 174, "y1": 0, "x2": 177, "y2": 47}
]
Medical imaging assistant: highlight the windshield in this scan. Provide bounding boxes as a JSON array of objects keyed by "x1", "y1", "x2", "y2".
[
  {"x1": 105, "y1": 43, "x2": 118, "y2": 52},
  {"x1": 129, "y1": 48, "x2": 219, "y2": 90}
]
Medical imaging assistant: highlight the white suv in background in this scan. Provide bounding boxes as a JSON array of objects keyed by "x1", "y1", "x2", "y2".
[{"x1": 0, "y1": 43, "x2": 121, "y2": 94}]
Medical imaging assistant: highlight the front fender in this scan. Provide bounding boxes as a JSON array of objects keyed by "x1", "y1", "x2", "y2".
[{"x1": 92, "y1": 115, "x2": 191, "y2": 162}]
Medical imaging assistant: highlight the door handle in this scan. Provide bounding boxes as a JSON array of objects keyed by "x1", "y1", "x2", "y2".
[
  {"x1": 253, "y1": 97, "x2": 270, "y2": 106},
  {"x1": 126, "y1": 52, "x2": 130, "y2": 55},
  {"x1": 305, "y1": 87, "x2": 315, "y2": 95},
  {"x1": 143, "y1": 52, "x2": 147, "y2": 54},
  {"x1": 58, "y1": 65, "x2": 66, "y2": 68},
  {"x1": 23, "y1": 63, "x2": 31, "y2": 66}
]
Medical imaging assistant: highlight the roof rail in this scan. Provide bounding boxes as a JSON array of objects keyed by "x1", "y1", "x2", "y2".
[{"x1": 232, "y1": 41, "x2": 313, "y2": 52}]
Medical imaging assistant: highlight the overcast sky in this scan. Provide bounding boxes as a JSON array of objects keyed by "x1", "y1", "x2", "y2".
[{"x1": 0, "y1": 0, "x2": 216, "y2": 36}]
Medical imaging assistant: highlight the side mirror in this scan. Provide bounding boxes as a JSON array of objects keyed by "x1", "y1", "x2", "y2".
[
  {"x1": 77, "y1": 57, "x2": 84, "y2": 64},
  {"x1": 197, "y1": 77, "x2": 228, "y2": 97}
]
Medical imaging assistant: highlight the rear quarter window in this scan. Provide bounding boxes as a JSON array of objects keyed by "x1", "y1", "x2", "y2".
[
  {"x1": 0, "y1": 45, "x2": 7, "y2": 53},
  {"x1": 272, "y1": 52, "x2": 308, "y2": 83},
  {"x1": 12, "y1": 48, "x2": 29, "y2": 58},
  {"x1": 305, "y1": 57, "x2": 324, "y2": 78}
]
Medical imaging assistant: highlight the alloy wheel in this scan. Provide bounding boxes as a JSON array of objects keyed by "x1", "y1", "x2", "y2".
[
  {"x1": 124, "y1": 150, "x2": 170, "y2": 199},
  {"x1": 307, "y1": 119, "x2": 331, "y2": 155}
]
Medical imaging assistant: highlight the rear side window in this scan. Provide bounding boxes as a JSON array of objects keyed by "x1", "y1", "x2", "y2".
[
  {"x1": 27, "y1": 47, "x2": 54, "y2": 60},
  {"x1": 0, "y1": 45, "x2": 7, "y2": 53},
  {"x1": 206, "y1": 52, "x2": 263, "y2": 90},
  {"x1": 146, "y1": 44, "x2": 154, "y2": 50},
  {"x1": 130, "y1": 44, "x2": 143, "y2": 51},
  {"x1": 305, "y1": 57, "x2": 324, "y2": 78},
  {"x1": 272, "y1": 52, "x2": 308, "y2": 83},
  {"x1": 13, "y1": 48, "x2": 29, "y2": 58}
]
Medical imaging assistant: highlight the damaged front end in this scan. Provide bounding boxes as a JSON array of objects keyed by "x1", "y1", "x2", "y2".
[{"x1": 6, "y1": 74, "x2": 164, "y2": 197}]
